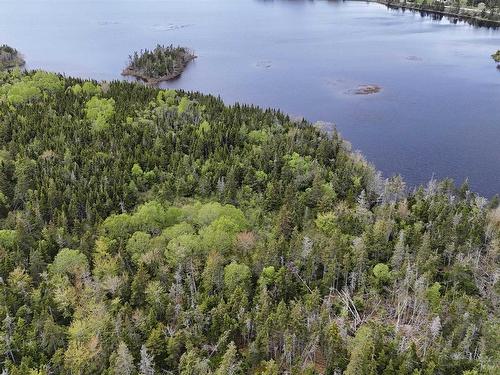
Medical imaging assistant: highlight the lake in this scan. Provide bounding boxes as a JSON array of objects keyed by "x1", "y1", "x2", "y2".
[{"x1": 1, "y1": 0, "x2": 499, "y2": 196}]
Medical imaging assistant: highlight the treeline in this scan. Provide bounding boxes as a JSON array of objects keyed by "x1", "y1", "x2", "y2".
[
  {"x1": 467, "y1": 0, "x2": 500, "y2": 9},
  {"x1": 386, "y1": 0, "x2": 500, "y2": 25},
  {"x1": 0, "y1": 70, "x2": 498, "y2": 374}
]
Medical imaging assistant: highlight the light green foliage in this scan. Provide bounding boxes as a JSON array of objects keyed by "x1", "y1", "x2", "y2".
[
  {"x1": 82, "y1": 81, "x2": 101, "y2": 96},
  {"x1": 258, "y1": 266, "x2": 276, "y2": 287},
  {"x1": 161, "y1": 222, "x2": 195, "y2": 241},
  {"x1": 131, "y1": 163, "x2": 144, "y2": 177},
  {"x1": 85, "y1": 96, "x2": 115, "y2": 132},
  {"x1": 71, "y1": 82, "x2": 102, "y2": 96},
  {"x1": 157, "y1": 89, "x2": 177, "y2": 105},
  {"x1": 101, "y1": 213, "x2": 133, "y2": 239},
  {"x1": 131, "y1": 201, "x2": 178, "y2": 233},
  {"x1": 315, "y1": 211, "x2": 337, "y2": 236},
  {"x1": 177, "y1": 96, "x2": 190, "y2": 114},
  {"x1": 6, "y1": 81, "x2": 41, "y2": 103},
  {"x1": 67, "y1": 311, "x2": 106, "y2": 342},
  {"x1": 7, "y1": 267, "x2": 32, "y2": 294},
  {"x1": 0, "y1": 229, "x2": 17, "y2": 249},
  {"x1": 71, "y1": 84, "x2": 82, "y2": 95},
  {"x1": 195, "y1": 202, "x2": 247, "y2": 229},
  {"x1": 126, "y1": 231, "x2": 151, "y2": 265},
  {"x1": 50, "y1": 248, "x2": 89, "y2": 277},
  {"x1": 373, "y1": 263, "x2": 391, "y2": 286},
  {"x1": 248, "y1": 129, "x2": 269, "y2": 144},
  {"x1": 426, "y1": 282, "x2": 442, "y2": 312},
  {"x1": 224, "y1": 262, "x2": 252, "y2": 296},
  {"x1": 207, "y1": 215, "x2": 244, "y2": 235},
  {"x1": 255, "y1": 170, "x2": 268, "y2": 183},
  {"x1": 199, "y1": 216, "x2": 243, "y2": 254},
  {"x1": 143, "y1": 170, "x2": 156, "y2": 184},
  {"x1": 31, "y1": 71, "x2": 63, "y2": 92},
  {"x1": 286, "y1": 152, "x2": 312, "y2": 173},
  {"x1": 197, "y1": 120, "x2": 211, "y2": 136},
  {"x1": 92, "y1": 237, "x2": 119, "y2": 280},
  {"x1": 63, "y1": 302, "x2": 111, "y2": 374},
  {"x1": 165, "y1": 233, "x2": 201, "y2": 265},
  {"x1": 2, "y1": 72, "x2": 62, "y2": 103}
]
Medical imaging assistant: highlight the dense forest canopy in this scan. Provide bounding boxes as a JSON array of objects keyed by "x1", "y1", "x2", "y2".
[{"x1": 0, "y1": 69, "x2": 498, "y2": 375}]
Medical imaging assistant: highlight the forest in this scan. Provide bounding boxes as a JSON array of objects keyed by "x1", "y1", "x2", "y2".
[
  {"x1": 122, "y1": 45, "x2": 196, "y2": 84},
  {"x1": 0, "y1": 69, "x2": 498, "y2": 375}
]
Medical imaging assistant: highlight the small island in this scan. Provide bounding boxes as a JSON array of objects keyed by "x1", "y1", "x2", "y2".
[
  {"x1": 492, "y1": 50, "x2": 500, "y2": 69},
  {"x1": 0, "y1": 44, "x2": 25, "y2": 70},
  {"x1": 346, "y1": 84, "x2": 382, "y2": 95},
  {"x1": 122, "y1": 44, "x2": 196, "y2": 84}
]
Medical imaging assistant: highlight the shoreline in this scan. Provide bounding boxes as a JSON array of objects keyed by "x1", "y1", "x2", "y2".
[{"x1": 357, "y1": 0, "x2": 500, "y2": 27}]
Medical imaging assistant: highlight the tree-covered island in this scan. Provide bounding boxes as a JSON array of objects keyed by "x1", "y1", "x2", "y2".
[
  {"x1": 0, "y1": 44, "x2": 25, "y2": 70},
  {"x1": 122, "y1": 44, "x2": 196, "y2": 84}
]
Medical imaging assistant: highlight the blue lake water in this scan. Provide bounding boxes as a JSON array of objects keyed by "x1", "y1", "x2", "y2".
[{"x1": 1, "y1": 0, "x2": 499, "y2": 196}]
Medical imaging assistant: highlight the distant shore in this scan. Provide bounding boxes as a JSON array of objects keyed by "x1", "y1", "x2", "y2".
[{"x1": 357, "y1": 0, "x2": 500, "y2": 27}]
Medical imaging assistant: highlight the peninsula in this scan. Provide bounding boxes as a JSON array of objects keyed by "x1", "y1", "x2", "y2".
[
  {"x1": 122, "y1": 44, "x2": 196, "y2": 84},
  {"x1": 0, "y1": 44, "x2": 25, "y2": 70}
]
